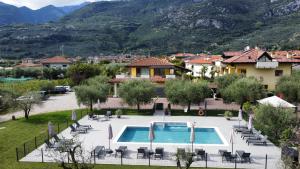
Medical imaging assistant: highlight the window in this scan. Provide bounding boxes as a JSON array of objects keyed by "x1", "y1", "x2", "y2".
[
  {"x1": 264, "y1": 85, "x2": 268, "y2": 90},
  {"x1": 275, "y1": 70, "x2": 283, "y2": 77},
  {"x1": 63, "y1": 65, "x2": 67, "y2": 67},
  {"x1": 240, "y1": 69, "x2": 247, "y2": 75}
]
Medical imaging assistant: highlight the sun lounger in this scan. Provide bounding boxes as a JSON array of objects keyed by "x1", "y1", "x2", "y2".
[
  {"x1": 154, "y1": 147, "x2": 164, "y2": 159},
  {"x1": 70, "y1": 125, "x2": 87, "y2": 134},
  {"x1": 115, "y1": 146, "x2": 127, "y2": 157},
  {"x1": 218, "y1": 149, "x2": 227, "y2": 156},
  {"x1": 236, "y1": 150, "x2": 251, "y2": 163},
  {"x1": 75, "y1": 121, "x2": 92, "y2": 129},
  {"x1": 247, "y1": 136, "x2": 268, "y2": 145},
  {"x1": 137, "y1": 147, "x2": 147, "y2": 159},
  {"x1": 241, "y1": 131, "x2": 261, "y2": 139},
  {"x1": 92, "y1": 146, "x2": 105, "y2": 158},
  {"x1": 53, "y1": 134, "x2": 73, "y2": 145},
  {"x1": 232, "y1": 125, "x2": 247, "y2": 129},
  {"x1": 195, "y1": 149, "x2": 206, "y2": 160},
  {"x1": 88, "y1": 113, "x2": 100, "y2": 120},
  {"x1": 45, "y1": 140, "x2": 61, "y2": 150}
]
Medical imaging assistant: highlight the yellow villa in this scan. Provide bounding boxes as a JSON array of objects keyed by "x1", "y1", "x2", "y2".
[
  {"x1": 222, "y1": 48, "x2": 300, "y2": 90},
  {"x1": 110, "y1": 57, "x2": 188, "y2": 97}
]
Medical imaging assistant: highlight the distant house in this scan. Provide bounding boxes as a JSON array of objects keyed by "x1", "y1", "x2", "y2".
[
  {"x1": 41, "y1": 56, "x2": 72, "y2": 69},
  {"x1": 222, "y1": 48, "x2": 300, "y2": 90},
  {"x1": 110, "y1": 57, "x2": 189, "y2": 97},
  {"x1": 185, "y1": 55, "x2": 223, "y2": 78},
  {"x1": 169, "y1": 53, "x2": 197, "y2": 60},
  {"x1": 14, "y1": 58, "x2": 42, "y2": 68}
]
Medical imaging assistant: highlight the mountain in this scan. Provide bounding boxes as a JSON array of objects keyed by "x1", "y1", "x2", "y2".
[
  {"x1": 0, "y1": 0, "x2": 300, "y2": 58},
  {"x1": 0, "y1": 2, "x2": 89, "y2": 25}
]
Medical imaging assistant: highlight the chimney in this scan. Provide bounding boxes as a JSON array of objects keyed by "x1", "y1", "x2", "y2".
[
  {"x1": 286, "y1": 52, "x2": 291, "y2": 59},
  {"x1": 244, "y1": 46, "x2": 251, "y2": 51}
]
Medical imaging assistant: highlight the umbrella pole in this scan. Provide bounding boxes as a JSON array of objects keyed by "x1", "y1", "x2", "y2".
[
  {"x1": 231, "y1": 141, "x2": 233, "y2": 153},
  {"x1": 150, "y1": 141, "x2": 152, "y2": 151},
  {"x1": 192, "y1": 142, "x2": 193, "y2": 153},
  {"x1": 109, "y1": 139, "x2": 110, "y2": 150}
]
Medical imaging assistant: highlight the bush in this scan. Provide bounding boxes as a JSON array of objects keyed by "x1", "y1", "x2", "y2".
[{"x1": 224, "y1": 111, "x2": 233, "y2": 119}]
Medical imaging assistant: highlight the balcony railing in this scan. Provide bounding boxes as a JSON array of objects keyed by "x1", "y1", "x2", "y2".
[
  {"x1": 256, "y1": 61, "x2": 278, "y2": 69},
  {"x1": 115, "y1": 74, "x2": 176, "y2": 79}
]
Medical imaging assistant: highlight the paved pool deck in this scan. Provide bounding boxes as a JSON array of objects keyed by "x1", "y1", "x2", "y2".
[{"x1": 21, "y1": 115, "x2": 281, "y2": 169}]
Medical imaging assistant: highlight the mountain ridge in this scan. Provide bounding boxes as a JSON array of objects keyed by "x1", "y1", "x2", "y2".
[
  {"x1": 0, "y1": 0, "x2": 299, "y2": 58},
  {"x1": 0, "y1": 2, "x2": 90, "y2": 25}
]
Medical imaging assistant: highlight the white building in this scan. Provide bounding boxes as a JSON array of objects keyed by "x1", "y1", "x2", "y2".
[
  {"x1": 41, "y1": 56, "x2": 72, "y2": 69},
  {"x1": 185, "y1": 55, "x2": 223, "y2": 78}
]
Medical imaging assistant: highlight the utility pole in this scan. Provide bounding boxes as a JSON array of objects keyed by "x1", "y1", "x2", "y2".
[{"x1": 60, "y1": 44, "x2": 64, "y2": 56}]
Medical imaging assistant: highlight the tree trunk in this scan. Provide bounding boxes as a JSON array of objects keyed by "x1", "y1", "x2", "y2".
[
  {"x1": 137, "y1": 103, "x2": 140, "y2": 111},
  {"x1": 90, "y1": 99, "x2": 93, "y2": 112},
  {"x1": 188, "y1": 102, "x2": 191, "y2": 112},
  {"x1": 25, "y1": 111, "x2": 29, "y2": 119}
]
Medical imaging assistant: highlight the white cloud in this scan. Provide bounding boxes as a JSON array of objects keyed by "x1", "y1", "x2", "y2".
[{"x1": 0, "y1": 0, "x2": 100, "y2": 10}]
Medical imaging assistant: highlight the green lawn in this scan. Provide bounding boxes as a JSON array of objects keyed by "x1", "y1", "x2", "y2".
[{"x1": 0, "y1": 109, "x2": 225, "y2": 169}]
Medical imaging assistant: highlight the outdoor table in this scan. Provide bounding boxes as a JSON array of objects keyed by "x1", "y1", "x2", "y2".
[
  {"x1": 147, "y1": 150, "x2": 154, "y2": 158},
  {"x1": 105, "y1": 149, "x2": 113, "y2": 156}
]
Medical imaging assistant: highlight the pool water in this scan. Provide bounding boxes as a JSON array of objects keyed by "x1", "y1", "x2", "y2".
[{"x1": 117, "y1": 123, "x2": 223, "y2": 144}]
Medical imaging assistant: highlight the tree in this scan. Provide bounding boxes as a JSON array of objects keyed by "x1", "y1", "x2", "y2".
[
  {"x1": 74, "y1": 76, "x2": 110, "y2": 111},
  {"x1": 67, "y1": 63, "x2": 101, "y2": 85},
  {"x1": 276, "y1": 71, "x2": 300, "y2": 105},
  {"x1": 165, "y1": 80, "x2": 210, "y2": 111},
  {"x1": 215, "y1": 74, "x2": 241, "y2": 93},
  {"x1": 254, "y1": 104, "x2": 296, "y2": 145},
  {"x1": 0, "y1": 88, "x2": 15, "y2": 111},
  {"x1": 16, "y1": 92, "x2": 41, "y2": 119},
  {"x1": 221, "y1": 77, "x2": 266, "y2": 109},
  {"x1": 119, "y1": 80, "x2": 156, "y2": 110}
]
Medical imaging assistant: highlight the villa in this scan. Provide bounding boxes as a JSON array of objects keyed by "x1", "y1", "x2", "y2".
[
  {"x1": 41, "y1": 56, "x2": 72, "y2": 69},
  {"x1": 185, "y1": 55, "x2": 223, "y2": 78},
  {"x1": 110, "y1": 57, "x2": 189, "y2": 97},
  {"x1": 221, "y1": 48, "x2": 300, "y2": 90}
]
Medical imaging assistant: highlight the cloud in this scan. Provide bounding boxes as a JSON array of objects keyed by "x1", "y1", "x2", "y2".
[{"x1": 0, "y1": 0, "x2": 99, "y2": 10}]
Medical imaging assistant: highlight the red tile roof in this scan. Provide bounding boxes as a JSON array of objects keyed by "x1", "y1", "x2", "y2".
[
  {"x1": 223, "y1": 48, "x2": 300, "y2": 64},
  {"x1": 222, "y1": 51, "x2": 243, "y2": 57},
  {"x1": 172, "y1": 53, "x2": 196, "y2": 58},
  {"x1": 14, "y1": 63, "x2": 42, "y2": 68},
  {"x1": 186, "y1": 55, "x2": 222, "y2": 64},
  {"x1": 128, "y1": 57, "x2": 174, "y2": 67},
  {"x1": 41, "y1": 56, "x2": 71, "y2": 64}
]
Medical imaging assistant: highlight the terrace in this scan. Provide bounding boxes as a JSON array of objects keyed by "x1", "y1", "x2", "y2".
[{"x1": 21, "y1": 114, "x2": 280, "y2": 169}]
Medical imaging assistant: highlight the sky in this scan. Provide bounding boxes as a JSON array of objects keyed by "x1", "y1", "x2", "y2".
[{"x1": 0, "y1": 0, "x2": 101, "y2": 10}]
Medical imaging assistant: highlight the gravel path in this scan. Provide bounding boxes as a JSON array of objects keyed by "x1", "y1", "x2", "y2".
[{"x1": 0, "y1": 92, "x2": 81, "y2": 122}]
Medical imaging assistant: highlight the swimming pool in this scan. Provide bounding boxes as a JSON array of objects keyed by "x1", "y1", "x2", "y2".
[{"x1": 117, "y1": 122, "x2": 224, "y2": 145}]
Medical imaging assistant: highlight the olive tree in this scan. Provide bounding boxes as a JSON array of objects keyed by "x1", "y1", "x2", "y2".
[
  {"x1": 221, "y1": 77, "x2": 266, "y2": 109},
  {"x1": 165, "y1": 80, "x2": 210, "y2": 111},
  {"x1": 215, "y1": 74, "x2": 241, "y2": 93},
  {"x1": 254, "y1": 104, "x2": 296, "y2": 145},
  {"x1": 119, "y1": 80, "x2": 156, "y2": 110},
  {"x1": 74, "y1": 76, "x2": 110, "y2": 111},
  {"x1": 16, "y1": 91, "x2": 42, "y2": 119},
  {"x1": 276, "y1": 72, "x2": 300, "y2": 105}
]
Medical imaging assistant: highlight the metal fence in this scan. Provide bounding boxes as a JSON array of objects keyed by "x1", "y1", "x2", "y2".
[{"x1": 16, "y1": 111, "x2": 88, "y2": 161}]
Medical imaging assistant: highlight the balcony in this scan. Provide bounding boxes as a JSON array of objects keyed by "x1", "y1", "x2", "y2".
[{"x1": 256, "y1": 61, "x2": 278, "y2": 69}]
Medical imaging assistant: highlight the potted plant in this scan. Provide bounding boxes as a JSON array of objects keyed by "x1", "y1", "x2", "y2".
[
  {"x1": 115, "y1": 109, "x2": 123, "y2": 118},
  {"x1": 224, "y1": 111, "x2": 233, "y2": 120}
]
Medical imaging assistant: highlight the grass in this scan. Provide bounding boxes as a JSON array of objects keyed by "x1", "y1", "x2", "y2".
[{"x1": 0, "y1": 109, "x2": 226, "y2": 169}]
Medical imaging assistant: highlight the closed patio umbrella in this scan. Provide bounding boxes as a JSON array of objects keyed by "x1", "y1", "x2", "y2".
[
  {"x1": 48, "y1": 121, "x2": 55, "y2": 137},
  {"x1": 190, "y1": 123, "x2": 195, "y2": 153},
  {"x1": 71, "y1": 110, "x2": 77, "y2": 121},
  {"x1": 108, "y1": 124, "x2": 113, "y2": 150},
  {"x1": 149, "y1": 123, "x2": 155, "y2": 151},
  {"x1": 238, "y1": 109, "x2": 243, "y2": 127},
  {"x1": 230, "y1": 128, "x2": 235, "y2": 153},
  {"x1": 248, "y1": 114, "x2": 253, "y2": 130}
]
